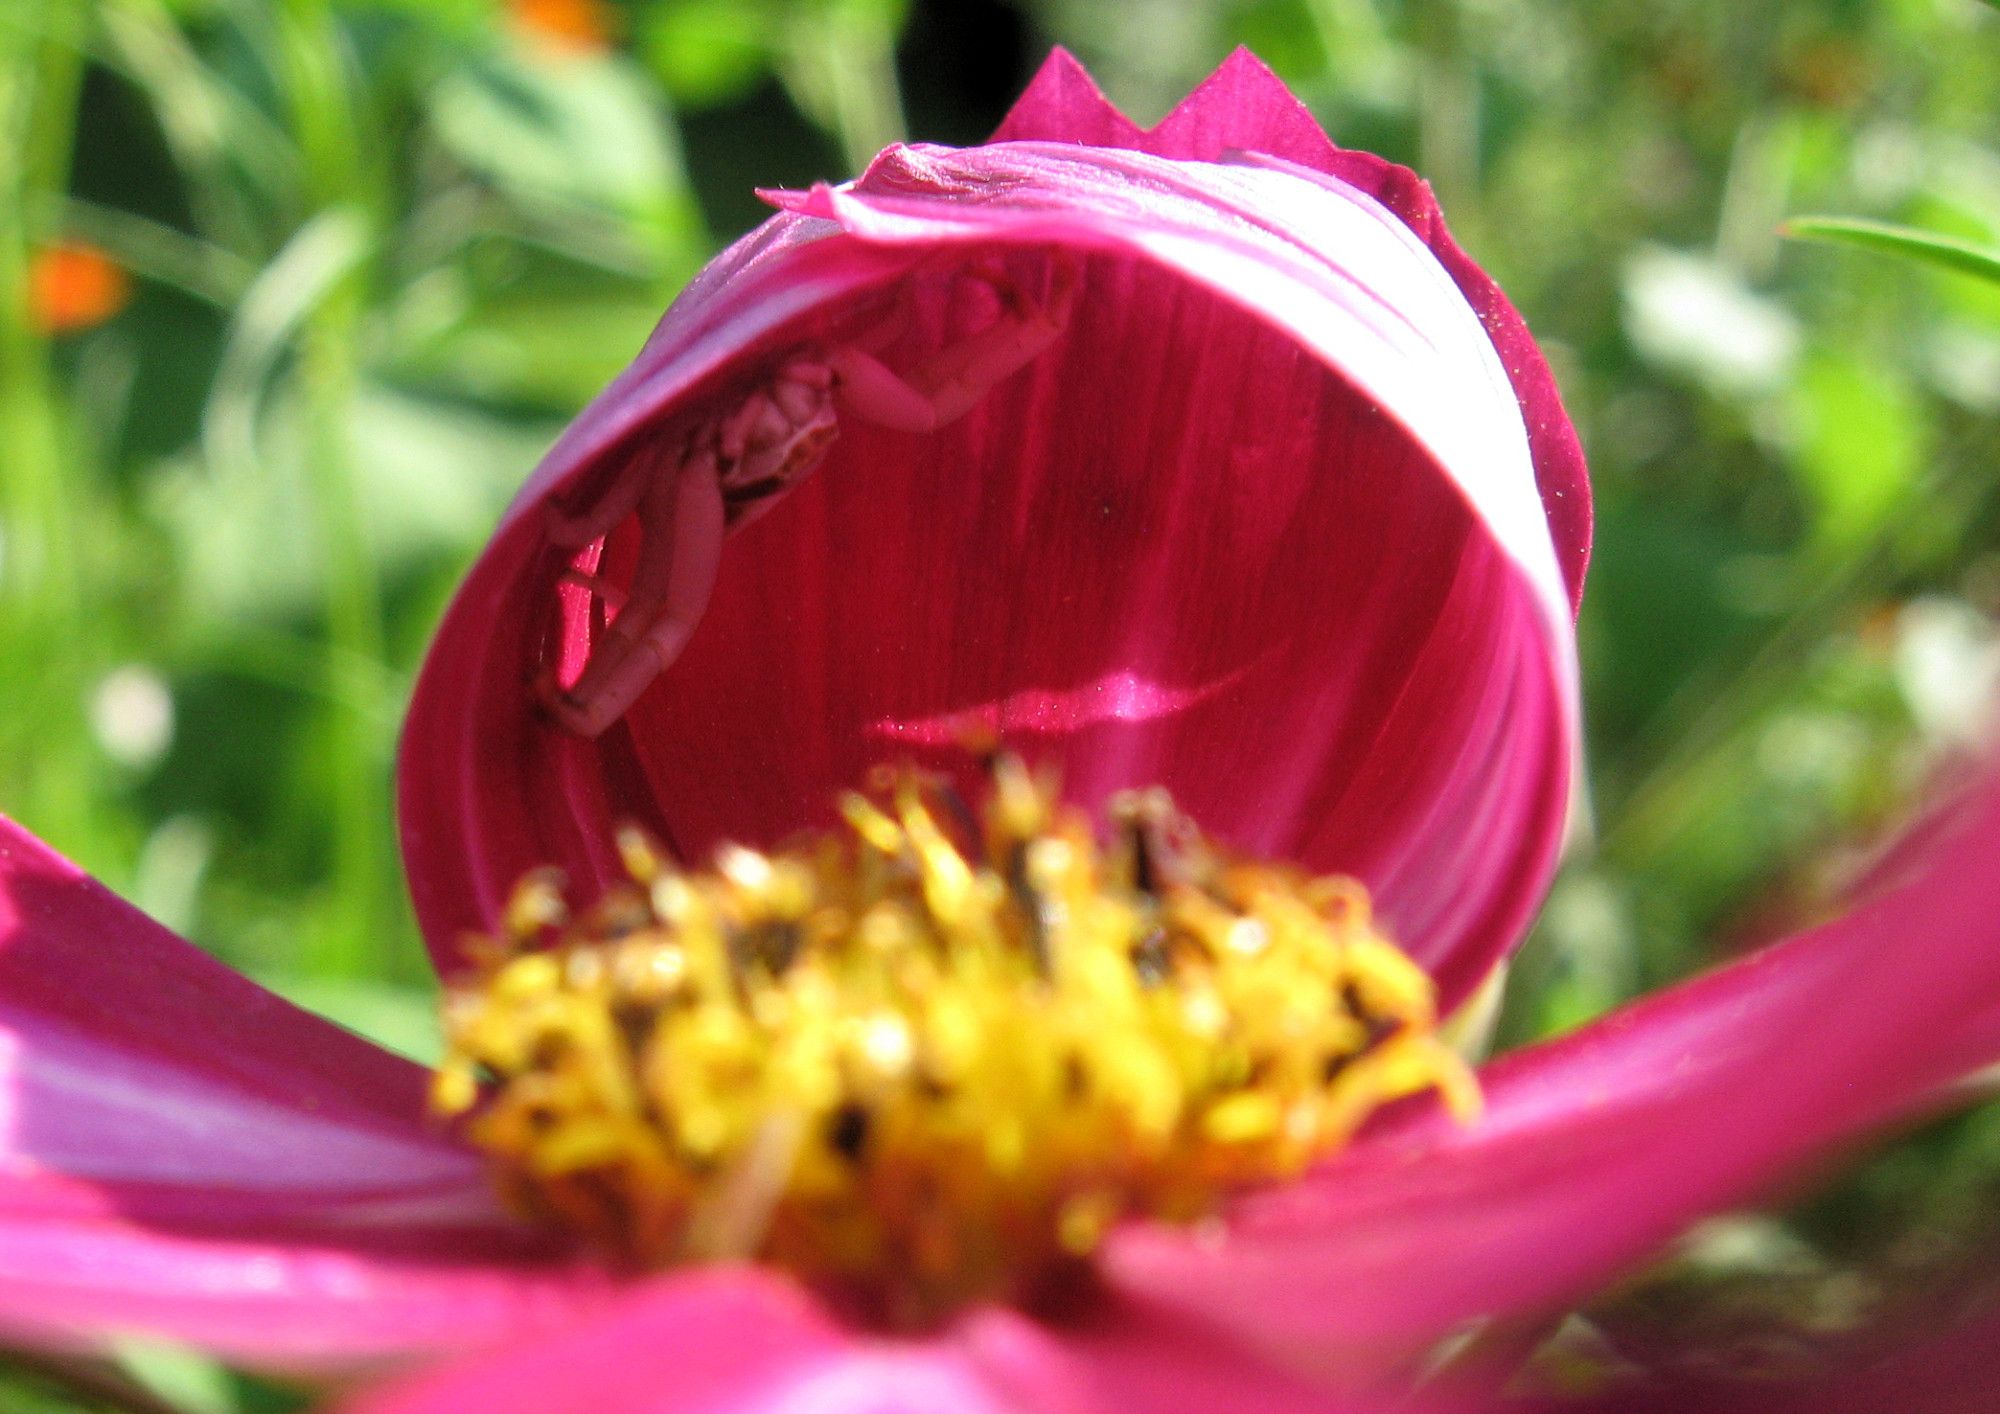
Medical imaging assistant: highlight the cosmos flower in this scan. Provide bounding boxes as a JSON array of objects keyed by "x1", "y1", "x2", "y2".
[
  {"x1": 3, "y1": 49, "x2": 1999, "y2": 1414},
  {"x1": 398, "y1": 46, "x2": 1587, "y2": 1019}
]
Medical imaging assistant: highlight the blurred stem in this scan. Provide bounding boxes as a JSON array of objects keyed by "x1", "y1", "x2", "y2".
[
  {"x1": 296, "y1": 263, "x2": 391, "y2": 977},
  {"x1": 0, "y1": 1, "x2": 103, "y2": 852},
  {"x1": 44, "y1": 193, "x2": 255, "y2": 306},
  {"x1": 782, "y1": 0, "x2": 908, "y2": 174},
  {"x1": 1412, "y1": 0, "x2": 1478, "y2": 216},
  {"x1": 1714, "y1": 109, "x2": 1800, "y2": 278},
  {"x1": 272, "y1": 0, "x2": 376, "y2": 227},
  {"x1": 97, "y1": 0, "x2": 277, "y2": 254},
  {"x1": 275, "y1": 0, "x2": 392, "y2": 976}
]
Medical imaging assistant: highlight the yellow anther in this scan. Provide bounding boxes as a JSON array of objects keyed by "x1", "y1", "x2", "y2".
[
  {"x1": 855, "y1": 1012, "x2": 914, "y2": 1075},
  {"x1": 648, "y1": 871, "x2": 694, "y2": 926},
  {"x1": 435, "y1": 758, "x2": 1480, "y2": 1326},
  {"x1": 501, "y1": 867, "x2": 568, "y2": 938},
  {"x1": 895, "y1": 785, "x2": 976, "y2": 928},
  {"x1": 1057, "y1": 1191, "x2": 1120, "y2": 1255},
  {"x1": 494, "y1": 952, "x2": 561, "y2": 1001},
  {"x1": 1225, "y1": 918, "x2": 1270, "y2": 956},
  {"x1": 1202, "y1": 1091, "x2": 1283, "y2": 1144},
  {"x1": 431, "y1": 1061, "x2": 479, "y2": 1117},
  {"x1": 840, "y1": 793, "x2": 905, "y2": 856},
  {"x1": 615, "y1": 826, "x2": 668, "y2": 886},
  {"x1": 992, "y1": 753, "x2": 1050, "y2": 838},
  {"x1": 716, "y1": 843, "x2": 773, "y2": 893}
]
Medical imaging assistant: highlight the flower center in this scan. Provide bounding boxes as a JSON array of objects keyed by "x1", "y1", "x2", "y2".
[{"x1": 433, "y1": 757, "x2": 1479, "y2": 1325}]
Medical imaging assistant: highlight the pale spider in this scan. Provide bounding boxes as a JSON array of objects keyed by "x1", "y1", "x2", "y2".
[{"x1": 539, "y1": 257, "x2": 1077, "y2": 737}]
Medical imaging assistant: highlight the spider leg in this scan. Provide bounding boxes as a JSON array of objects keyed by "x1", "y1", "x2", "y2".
[
  {"x1": 557, "y1": 567, "x2": 630, "y2": 614},
  {"x1": 546, "y1": 449, "x2": 727, "y2": 737},
  {"x1": 543, "y1": 439, "x2": 672, "y2": 550},
  {"x1": 827, "y1": 256, "x2": 1076, "y2": 434}
]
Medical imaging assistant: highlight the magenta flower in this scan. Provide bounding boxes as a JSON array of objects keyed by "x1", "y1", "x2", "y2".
[
  {"x1": 397, "y1": 47, "x2": 1587, "y2": 1016},
  {"x1": 3, "y1": 49, "x2": 1999, "y2": 1412}
]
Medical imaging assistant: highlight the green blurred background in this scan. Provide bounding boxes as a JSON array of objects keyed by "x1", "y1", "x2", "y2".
[{"x1": 5, "y1": 0, "x2": 2000, "y2": 1405}]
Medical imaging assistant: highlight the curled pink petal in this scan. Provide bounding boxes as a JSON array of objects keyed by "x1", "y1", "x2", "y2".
[
  {"x1": 398, "y1": 52, "x2": 1585, "y2": 1014},
  {"x1": 993, "y1": 48, "x2": 1589, "y2": 608},
  {"x1": 0, "y1": 816, "x2": 605, "y2": 1365},
  {"x1": 1102, "y1": 775, "x2": 2000, "y2": 1368}
]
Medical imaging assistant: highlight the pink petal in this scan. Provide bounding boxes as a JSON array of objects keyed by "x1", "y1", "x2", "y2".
[
  {"x1": 400, "y1": 55, "x2": 1583, "y2": 1015},
  {"x1": 352, "y1": 1268, "x2": 1416, "y2": 1414},
  {"x1": 990, "y1": 49, "x2": 1590, "y2": 610},
  {"x1": 350, "y1": 1269, "x2": 1018, "y2": 1414},
  {"x1": 0, "y1": 816, "x2": 475, "y2": 1223},
  {"x1": 1101, "y1": 777, "x2": 2000, "y2": 1371},
  {"x1": 0, "y1": 1220, "x2": 607, "y2": 1373},
  {"x1": 984, "y1": 48, "x2": 1147, "y2": 152},
  {"x1": 952, "y1": 1297, "x2": 1440, "y2": 1414},
  {"x1": 0, "y1": 816, "x2": 605, "y2": 1366}
]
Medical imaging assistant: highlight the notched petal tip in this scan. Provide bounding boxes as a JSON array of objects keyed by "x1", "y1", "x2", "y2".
[
  {"x1": 1147, "y1": 48, "x2": 1343, "y2": 170},
  {"x1": 992, "y1": 47, "x2": 1341, "y2": 175},
  {"x1": 981, "y1": 49, "x2": 1591, "y2": 608},
  {"x1": 988, "y1": 47, "x2": 1145, "y2": 149}
]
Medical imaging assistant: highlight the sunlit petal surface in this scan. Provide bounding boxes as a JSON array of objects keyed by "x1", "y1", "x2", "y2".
[{"x1": 0, "y1": 817, "x2": 606, "y2": 1365}]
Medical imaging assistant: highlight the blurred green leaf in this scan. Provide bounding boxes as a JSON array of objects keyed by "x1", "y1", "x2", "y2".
[
  {"x1": 44, "y1": 197, "x2": 253, "y2": 308},
  {"x1": 1784, "y1": 215, "x2": 2000, "y2": 287},
  {"x1": 0, "y1": 1361, "x2": 101, "y2": 1413},
  {"x1": 345, "y1": 383, "x2": 557, "y2": 545},
  {"x1": 643, "y1": 0, "x2": 774, "y2": 109},
  {"x1": 1786, "y1": 351, "x2": 1928, "y2": 549},
  {"x1": 773, "y1": 0, "x2": 910, "y2": 170},
  {"x1": 95, "y1": 0, "x2": 301, "y2": 244},
  {"x1": 429, "y1": 49, "x2": 686, "y2": 232},
  {"x1": 158, "y1": 376, "x2": 549, "y2": 627},
  {"x1": 407, "y1": 290, "x2": 665, "y2": 407},
  {"x1": 202, "y1": 207, "x2": 369, "y2": 483},
  {"x1": 332, "y1": 0, "x2": 489, "y2": 32},
  {"x1": 108, "y1": 1339, "x2": 235, "y2": 1414}
]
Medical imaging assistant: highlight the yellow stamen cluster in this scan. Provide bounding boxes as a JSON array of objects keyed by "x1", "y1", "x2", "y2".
[{"x1": 433, "y1": 759, "x2": 1479, "y2": 1324}]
